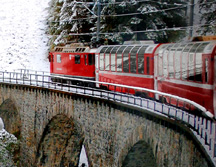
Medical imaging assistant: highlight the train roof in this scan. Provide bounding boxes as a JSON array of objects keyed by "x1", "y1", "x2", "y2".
[
  {"x1": 96, "y1": 43, "x2": 159, "y2": 54},
  {"x1": 159, "y1": 40, "x2": 216, "y2": 54},
  {"x1": 96, "y1": 40, "x2": 216, "y2": 55},
  {"x1": 50, "y1": 43, "x2": 90, "y2": 53}
]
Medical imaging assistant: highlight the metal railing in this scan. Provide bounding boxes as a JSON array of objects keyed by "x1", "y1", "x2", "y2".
[{"x1": 0, "y1": 69, "x2": 215, "y2": 165}]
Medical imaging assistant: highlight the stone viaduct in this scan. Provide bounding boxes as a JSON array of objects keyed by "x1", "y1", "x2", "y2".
[{"x1": 0, "y1": 83, "x2": 213, "y2": 167}]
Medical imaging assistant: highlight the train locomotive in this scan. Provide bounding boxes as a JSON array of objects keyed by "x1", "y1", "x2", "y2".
[{"x1": 49, "y1": 37, "x2": 216, "y2": 118}]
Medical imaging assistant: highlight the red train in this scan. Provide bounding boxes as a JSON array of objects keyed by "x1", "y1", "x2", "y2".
[
  {"x1": 49, "y1": 43, "x2": 96, "y2": 86},
  {"x1": 49, "y1": 37, "x2": 216, "y2": 118}
]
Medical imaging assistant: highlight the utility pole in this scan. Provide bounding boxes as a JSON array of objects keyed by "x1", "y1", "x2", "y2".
[
  {"x1": 96, "y1": 0, "x2": 101, "y2": 42},
  {"x1": 189, "y1": 0, "x2": 194, "y2": 38}
]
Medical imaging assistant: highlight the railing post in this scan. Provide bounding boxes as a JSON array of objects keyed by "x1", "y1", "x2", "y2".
[
  {"x1": 30, "y1": 74, "x2": 32, "y2": 85},
  {"x1": 10, "y1": 72, "x2": 11, "y2": 83},
  {"x1": 16, "y1": 73, "x2": 17, "y2": 84},
  {"x1": 23, "y1": 73, "x2": 24, "y2": 85},
  {"x1": 213, "y1": 124, "x2": 216, "y2": 157},
  {"x1": 42, "y1": 73, "x2": 44, "y2": 88}
]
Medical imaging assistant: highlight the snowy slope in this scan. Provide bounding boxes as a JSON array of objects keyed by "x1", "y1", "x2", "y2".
[
  {"x1": 0, "y1": 0, "x2": 50, "y2": 72},
  {"x1": 0, "y1": 2, "x2": 88, "y2": 166}
]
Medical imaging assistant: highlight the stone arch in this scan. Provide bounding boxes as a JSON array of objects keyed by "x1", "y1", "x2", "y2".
[
  {"x1": 0, "y1": 98, "x2": 21, "y2": 138},
  {"x1": 122, "y1": 140, "x2": 157, "y2": 167},
  {"x1": 118, "y1": 125, "x2": 155, "y2": 167},
  {"x1": 35, "y1": 114, "x2": 84, "y2": 167}
]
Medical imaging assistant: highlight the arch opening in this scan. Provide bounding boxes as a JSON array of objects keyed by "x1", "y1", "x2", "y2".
[
  {"x1": 0, "y1": 98, "x2": 21, "y2": 165},
  {"x1": 0, "y1": 99, "x2": 21, "y2": 138},
  {"x1": 35, "y1": 114, "x2": 84, "y2": 167},
  {"x1": 122, "y1": 140, "x2": 157, "y2": 167}
]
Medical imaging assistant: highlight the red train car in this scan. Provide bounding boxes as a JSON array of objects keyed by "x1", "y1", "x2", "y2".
[
  {"x1": 154, "y1": 40, "x2": 216, "y2": 117},
  {"x1": 49, "y1": 43, "x2": 96, "y2": 83},
  {"x1": 95, "y1": 41, "x2": 160, "y2": 96}
]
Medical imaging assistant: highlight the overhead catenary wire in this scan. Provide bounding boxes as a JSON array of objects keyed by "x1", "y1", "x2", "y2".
[
  {"x1": 75, "y1": 0, "x2": 187, "y2": 6},
  {"x1": 47, "y1": 23, "x2": 216, "y2": 36},
  {"x1": 48, "y1": 1, "x2": 215, "y2": 23}
]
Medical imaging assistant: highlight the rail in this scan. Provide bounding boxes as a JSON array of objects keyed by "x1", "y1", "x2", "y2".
[{"x1": 0, "y1": 69, "x2": 215, "y2": 165}]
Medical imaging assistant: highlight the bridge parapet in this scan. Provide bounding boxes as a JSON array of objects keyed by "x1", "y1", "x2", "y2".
[{"x1": 0, "y1": 69, "x2": 215, "y2": 166}]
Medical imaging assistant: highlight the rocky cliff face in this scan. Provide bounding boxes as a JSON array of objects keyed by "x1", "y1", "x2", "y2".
[{"x1": 0, "y1": 118, "x2": 19, "y2": 167}]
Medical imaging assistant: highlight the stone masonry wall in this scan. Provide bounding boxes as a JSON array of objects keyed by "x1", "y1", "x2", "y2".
[{"x1": 0, "y1": 84, "x2": 213, "y2": 167}]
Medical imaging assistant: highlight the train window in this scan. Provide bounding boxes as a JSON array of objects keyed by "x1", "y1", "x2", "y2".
[
  {"x1": 75, "y1": 55, "x2": 80, "y2": 64},
  {"x1": 100, "y1": 47, "x2": 108, "y2": 53},
  {"x1": 99, "y1": 47, "x2": 107, "y2": 71},
  {"x1": 111, "y1": 46, "x2": 118, "y2": 71},
  {"x1": 181, "y1": 52, "x2": 187, "y2": 80},
  {"x1": 188, "y1": 53, "x2": 195, "y2": 81},
  {"x1": 88, "y1": 54, "x2": 95, "y2": 65},
  {"x1": 146, "y1": 57, "x2": 150, "y2": 75},
  {"x1": 168, "y1": 55, "x2": 174, "y2": 78},
  {"x1": 100, "y1": 54, "x2": 104, "y2": 70},
  {"x1": 183, "y1": 44, "x2": 193, "y2": 52},
  {"x1": 123, "y1": 46, "x2": 133, "y2": 72},
  {"x1": 158, "y1": 54, "x2": 163, "y2": 77},
  {"x1": 190, "y1": 43, "x2": 201, "y2": 52},
  {"x1": 175, "y1": 50, "x2": 181, "y2": 79},
  {"x1": 196, "y1": 42, "x2": 209, "y2": 53},
  {"x1": 158, "y1": 45, "x2": 168, "y2": 77},
  {"x1": 177, "y1": 44, "x2": 187, "y2": 51},
  {"x1": 163, "y1": 50, "x2": 168, "y2": 77},
  {"x1": 117, "y1": 46, "x2": 126, "y2": 72},
  {"x1": 105, "y1": 47, "x2": 113, "y2": 71},
  {"x1": 85, "y1": 55, "x2": 87, "y2": 65},
  {"x1": 130, "y1": 46, "x2": 140, "y2": 73},
  {"x1": 168, "y1": 45, "x2": 176, "y2": 78},
  {"x1": 195, "y1": 53, "x2": 202, "y2": 82},
  {"x1": 57, "y1": 54, "x2": 61, "y2": 63},
  {"x1": 138, "y1": 46, "x2": 147, "y2": 74},
  {"x1": 205, "y1": 58, "x2": 208, "y2": 83}
]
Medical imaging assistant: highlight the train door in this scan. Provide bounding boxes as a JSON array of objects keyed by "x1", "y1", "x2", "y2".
[
  {"x1": 154, "y1": 53, "x2": 158, "y2": 99},
  {"x1": 95, "y1": 54, "x2": 99, "y2": 87},
  {"x1": 154, "y1": 44, "x2": 165, "y2": 100}
]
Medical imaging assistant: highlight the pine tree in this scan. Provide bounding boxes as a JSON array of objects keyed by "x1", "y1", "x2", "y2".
[
  {"x1": 92, "y1": 0, "x2": 188, "y2": 44},
  {"x1": 197, "y1": 0, "x2": 216, "y2": 35},
  {"x1": 48, "y1": 0, "x2": 189, "y2": 46},
  {"x1": 49, "y1": 0, "x2": 95, "y2": 46},
  {"x1": 48, "y1": 0, "x2": 64, "y2": 48}
]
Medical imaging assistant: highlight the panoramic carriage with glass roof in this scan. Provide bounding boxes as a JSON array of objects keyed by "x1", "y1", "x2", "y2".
[
  {"x1": 95, "y1": 41, "x2": 160, "y2": 96},
  {"x1": 154, "y1": 39, "x2": 216, "y2": 116}
]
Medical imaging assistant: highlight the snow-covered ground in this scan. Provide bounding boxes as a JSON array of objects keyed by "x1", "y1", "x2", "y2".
[
  {"x1": 0, "y1": 0, "x2": 50, "y2": 72},
  {"x1": 0, "y1": 1, "x2": 88, "y2": 166}
]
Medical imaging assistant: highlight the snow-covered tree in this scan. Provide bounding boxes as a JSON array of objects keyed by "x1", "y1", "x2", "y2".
[
  {"x1": 48, "y1": 0, "x2": 64, "y2": 47},
  {"x1": 49, "y1": 0, "x2": 95, "y2": 46},
  {"x1": 48, "y1": 0, "x2": 189, "y2": 45},
  {"x1": 197, "y1": 0, "x2": 216, "y2": 35},
  {"x1": 92, "y1": 0, "x2": 188, "y2": 44}
]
